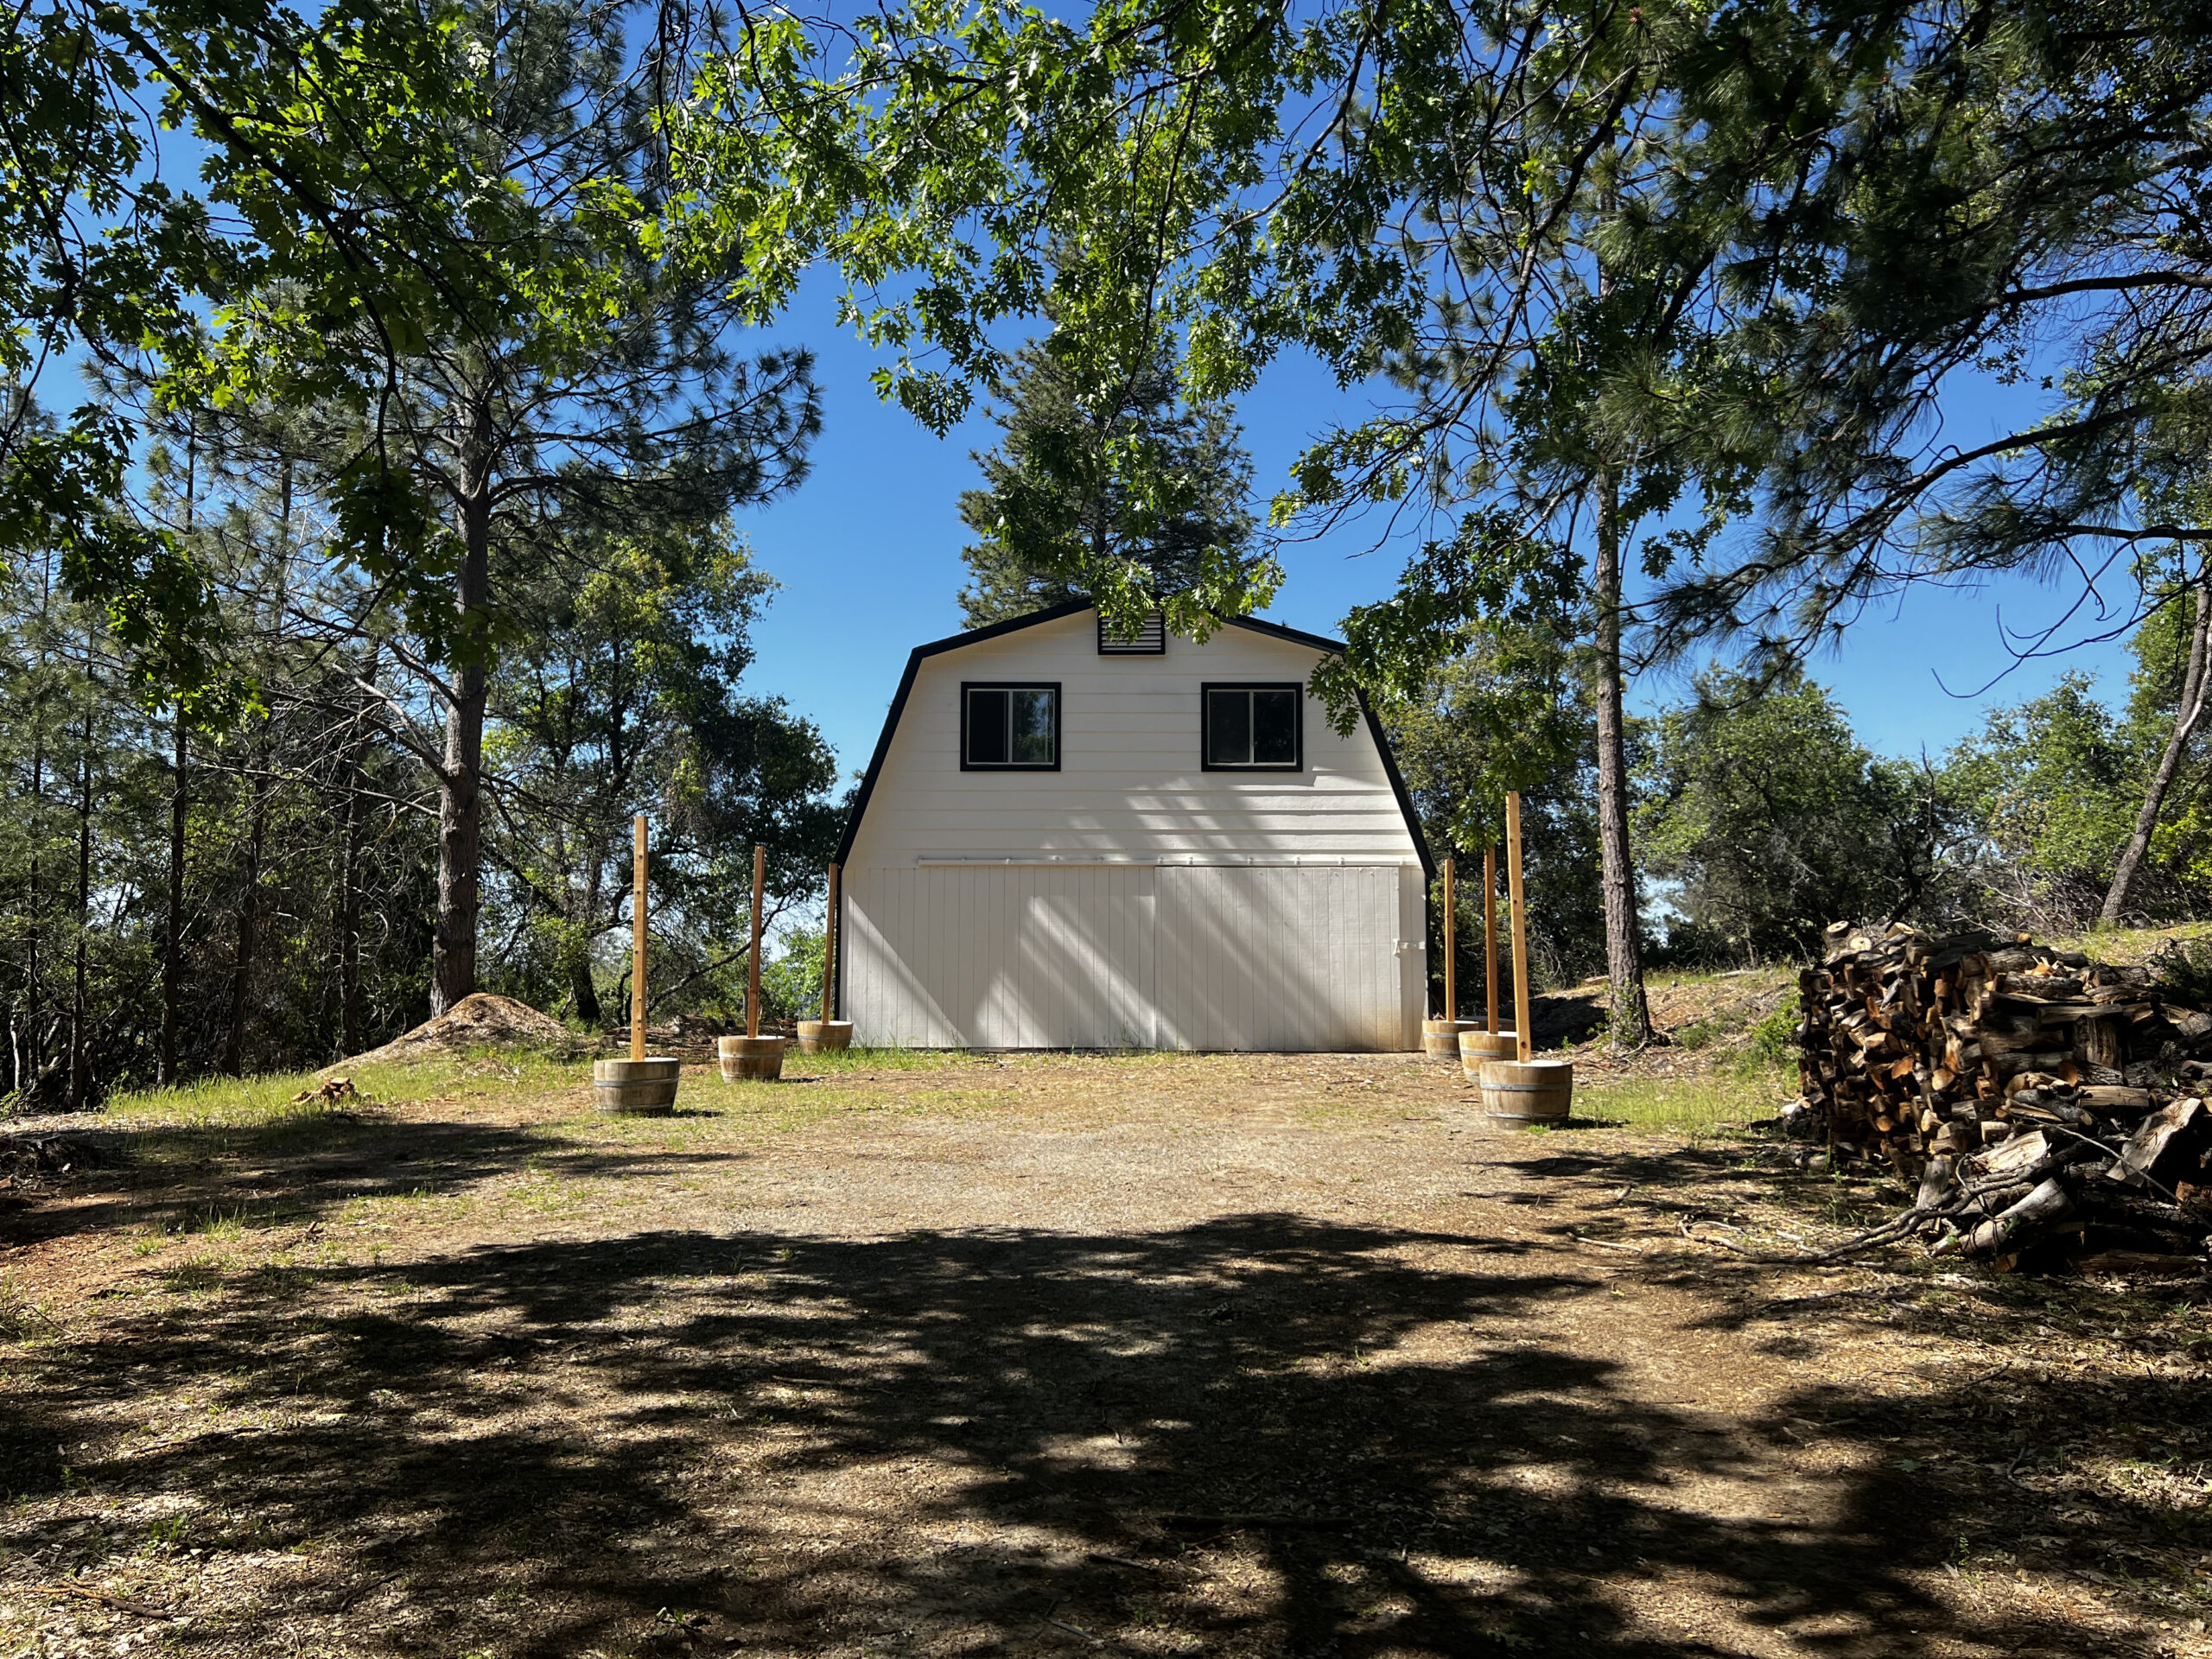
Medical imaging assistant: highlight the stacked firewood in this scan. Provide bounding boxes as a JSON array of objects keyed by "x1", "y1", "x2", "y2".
[{"x1": 1796, "y1": 924, "x2": 2212, "y2": 1272}]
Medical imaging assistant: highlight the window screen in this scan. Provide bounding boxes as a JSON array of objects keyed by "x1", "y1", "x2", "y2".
[
  {"x1": 1204, "y1": 685, "x2": 1302, "y2": 769},
  {"x1": 963, "y1": 684, "x2": 1059, "y2": 769}
]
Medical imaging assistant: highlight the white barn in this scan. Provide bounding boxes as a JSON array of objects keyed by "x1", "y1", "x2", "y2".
[{"x1": 830, "y1": 603, "x2": 1434, "y2": 1052}]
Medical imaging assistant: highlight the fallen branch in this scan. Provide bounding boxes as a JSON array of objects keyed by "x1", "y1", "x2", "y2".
[{"x1": 37, "y1": 1586, "x2": 177, "y2": 1620}]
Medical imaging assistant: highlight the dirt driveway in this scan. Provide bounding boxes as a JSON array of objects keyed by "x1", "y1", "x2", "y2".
[{"x1": 3, "y1": 1051, "x2": 2208, "y2": 1658}]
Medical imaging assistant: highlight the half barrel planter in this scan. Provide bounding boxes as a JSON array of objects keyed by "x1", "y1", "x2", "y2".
[
  {"x1": 719, "y1": 1034, "x2": 788, "y2": 1081},
  {"x1": 1457, "y1": 1029, "x2": 1517, "y2": 1077},
  {"x1": 593, "y1": 1056, "x2": 681, "y2": 1116},
  {"x1": 795, "y1": 1020, "x2": 854, "y2": 1054},
  {"x1": 1478, "y1": 1058, "x2": 1573, "y2": 1126},
  {"x1": 1421, "y1": 1019, "x2": 1477, "y2": 1062}
]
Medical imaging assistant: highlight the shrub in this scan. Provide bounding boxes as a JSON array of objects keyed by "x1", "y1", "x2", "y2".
[{"x1": 1746, "y1": 1004, "x2": 1799, "y2": 1068}]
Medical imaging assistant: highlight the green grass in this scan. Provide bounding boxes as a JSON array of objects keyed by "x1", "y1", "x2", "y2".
[
  {"x1": 0, "y1": 1270, "x2": 60, "y2": 1339},
  {"x1": 1570, "y1": 1065, "x2": 1792, "y2": 1137},
  {"x1": 94, "y1": 1033, "x2": 1791, "y2": 1148},
  {"x1": 781, "y1": 1045, "x2": 970, "y2": 1075},
  {"x1": 1639, "y1": 964, "x2": 1795, "y2": 992},
  {"x1": 93, "y1": 1052, "x2": 594, "y2": 1176},
  {"x1": 106, "y1": 1071, "x2": 357, "y2": 1128},
  {"x1": 105, "y1": 1049, "x2": 595, "y2": 1127},
  {"x1": 86, "y1": 1045, "x2": 995, "y2": 1181}
]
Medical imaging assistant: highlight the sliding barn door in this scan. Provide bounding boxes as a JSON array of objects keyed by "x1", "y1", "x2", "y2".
[
  {"x1": 847, "y1": 861, "x2": 1414, "y2": 1050},
  {"x1": 844, "y1": 865, "x2": 1157, "y2": 1048},
  {"x1": 1155, "y1": 865, "x2": 1409, "y2": 1052}
]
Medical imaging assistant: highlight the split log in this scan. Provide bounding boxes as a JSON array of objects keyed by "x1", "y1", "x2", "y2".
[
  {"x1": 1915, "y1": 1155, "x2": 1956, "y2": 1212},
  {"x1": 1797, "y1": 925, "x2": 2212, "y2": 1198},
  {"x1": 2107, "y1": 1099, "x2": 2203, "y2": 1189},
  {"x1": 1944, "y1": 1177, "x2": 2075, "y2": 1259}
]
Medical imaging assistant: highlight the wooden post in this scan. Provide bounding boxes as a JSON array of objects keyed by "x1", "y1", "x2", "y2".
[
  {"x1": 1484, "y1": 845, "x2": 1500, "y2": 1036},
  {"x1": 747, "y1": 843, "x2": 766, "y2": 1039},
  {"x1": 1507, "y1": 795, "x2": 1533, "y2": 1062},
  {"x1": 630, "y1": 815, "x2": 647, "y2": 1063},
  {"x1": 822, "y1": 861, "x2": 840, "y2": 1023},
  {"x1": 1442, "y1": 855, "x2": 1456, "y2": 1022}
]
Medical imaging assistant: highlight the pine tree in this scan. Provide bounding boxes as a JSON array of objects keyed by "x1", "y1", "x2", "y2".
[
  {"x1": 180, "y1": 0, "x2": 819, "y2": 1019},
  {"x1": 957, "y1": 337, "x2": 1256, "y2": 628},
  {"x1": 487, "y1": 518, "x2": 841, "y2": 1027}
]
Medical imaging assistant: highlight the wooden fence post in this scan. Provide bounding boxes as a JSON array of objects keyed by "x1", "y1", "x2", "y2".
[
  {"x1": 1442, "y1": 855, "x2": 1456, "y2": 1022},
  {"x1": 1506, "y1": 797, "x2": 1532, "y2": 1062},
  {"x1": 822, "y1": 861, "x2": 841, "y2": 1023},
  {"x1": 631, "y1": 816, "x2": 647, "y2": 1063},
  {"x1": 1484, "y1": 845, "x2": 1499, "y2": 1036},
  {"x1": 748, "y1": 844, "x2": 766, "y2": 1039}
]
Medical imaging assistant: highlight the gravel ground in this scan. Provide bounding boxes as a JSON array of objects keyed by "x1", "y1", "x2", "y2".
[{"x1": 3, "y1": 1050, "x2": 2209, "y2": 1659}]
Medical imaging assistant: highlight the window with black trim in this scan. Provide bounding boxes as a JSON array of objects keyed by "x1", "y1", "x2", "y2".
[
  {"x1": 1203, "y1": 683, "x2": 1303, "y2": 770},
  {"x1": 962, "y1": 683, "x2": 1060, "y2": 769}
]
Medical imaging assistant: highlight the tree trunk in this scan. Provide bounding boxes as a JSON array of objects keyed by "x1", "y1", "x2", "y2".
[
  {"x1": 337, "y1": 743, "x2": 366, "y2": 1060},
  {"x1": 223, "y1": 754, "x2": 266, "y2": 1077},
  {"x1": 2101, "y1": 562, "x2": 2212, "y2": 927},
  {"x1": 162, "y1": 714, "x2": 186, "y2": 1085},
  {"x1": 25, "y1": 727, "x2": 43, "y2": 1105},
  {"x1": 567, "y1": 849, "x2": 606, "y2": 1025},
  {"x1": 432, "y1": 641, "x2": 487, "y2": 1019},
  {"x1": 162, "y1": 427, "x2": 196, "y2": 1086},
  {"x1": 334, "y1": 644, "x2": 379, "y2": 1058},
  {"x1": 67, "y1": 692, "x2": 92, "y2": 1110},
  {"x1": 432, "y1": 420, "x2": 494, "y2": 1017},
  {"x1": 1592, "y1": 468, "x2": 1651, "y2": 1046},
  {"x1": 570, "y1": 955, "x2": 604, "y2": 1026}
]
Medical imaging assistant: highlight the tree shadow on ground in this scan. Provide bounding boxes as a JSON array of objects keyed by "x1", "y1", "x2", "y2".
[
  {"x1": 1671, "y1": 1259, "x2": 2212, "y2": 1624},
  {"x1": 1, "y1": 1207, "x2": 2131, "y2": 1657},
  {"x1": 0, "y1": 1109, "x2": 756, "y2": 1249}
]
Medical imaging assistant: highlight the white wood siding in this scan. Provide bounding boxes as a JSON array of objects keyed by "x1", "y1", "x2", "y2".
[
  {"x1": 844, "y1": 612, "x2": 1418, "y2": 865},
  {"x1": 845, "y1": 862, "x2": 1421, "y2": 1051},
  {"x1": 842, "y1": 610, "x2": 1427, "y2": 1050},
  {"x1": 1154, "y1": 865, "x2": 1413, "y2": 1051},
  {"x1": 846, "y1": 865, "x2": 1157, "y2": 1049}
]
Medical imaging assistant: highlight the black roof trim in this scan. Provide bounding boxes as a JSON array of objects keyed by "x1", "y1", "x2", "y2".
[
  {"x1": 1217, "y1": 611, "x2": 1347, "y2": 655},
  {"x1": 831, "y1": 602, "x2": 1435, "y2": 880}
]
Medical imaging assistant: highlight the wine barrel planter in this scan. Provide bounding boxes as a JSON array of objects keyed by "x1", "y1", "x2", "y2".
[
  {"x1": 795, "y1": 1020, "x2": 854, "y2": 1054},
  {"x1": 718, "y1": 1034, "x2": 788, "y2": 1081},
  {"x1": 1422, "y1": 1018, "x2": 1476, "y2": 1061},
  {"x1": 1457, "y1": 1029, "x2": 1517, "y2": 1075},
  {"x1": 1478, "y1": 1058, "x2": 1573, "y2": 1124},
  {"x1": 593, "y1": 1056, "x2": 681, "y2": 1116}
]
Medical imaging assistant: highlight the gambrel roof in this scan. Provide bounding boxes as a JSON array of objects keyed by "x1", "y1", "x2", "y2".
[{"x1": 834, "y1": 602, "x2": 1434, "y2": 878}]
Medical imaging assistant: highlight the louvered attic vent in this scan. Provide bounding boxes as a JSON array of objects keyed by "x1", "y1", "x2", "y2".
[{"x1": 1097, "y1": 610, "x2": 1166, "y2": 654}]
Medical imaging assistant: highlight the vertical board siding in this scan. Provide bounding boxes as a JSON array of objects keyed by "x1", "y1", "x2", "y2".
[
  {"x1": 1398, "y1": 865, "x2": 1429, "y2": 1046},
  {"x1": 843, "y1": 609, "x2": 1426, "y2": 1050},
  {"x1": 1158, "y1": 866, "x2": 1404, "y2": 1051},
  {"x1": 852, "y1": 862, "x2": 1409, "y2": 1051},
  {"x1": 849, "y1": 866, "x2": 1157, "y2": 1048}
]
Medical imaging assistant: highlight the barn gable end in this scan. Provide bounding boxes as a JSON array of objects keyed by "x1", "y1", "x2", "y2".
[{"x1": 836, "y1": 607, "x2": 1433, "y2": 1051}]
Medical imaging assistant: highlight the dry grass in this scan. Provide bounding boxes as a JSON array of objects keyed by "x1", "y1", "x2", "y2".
[{"x1": 2051, "y1": 918, "x2": 2212, "y2": 966}]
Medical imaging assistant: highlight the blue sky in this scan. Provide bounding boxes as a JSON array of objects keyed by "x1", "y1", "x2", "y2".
[{"x1": 734, "y1": 280, "x2": 2138, "y2": 786}]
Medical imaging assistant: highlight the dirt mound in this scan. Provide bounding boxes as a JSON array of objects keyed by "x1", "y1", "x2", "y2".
[{"x1": 339, "y1": 994, "x2": 582, "y2": 1067}]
